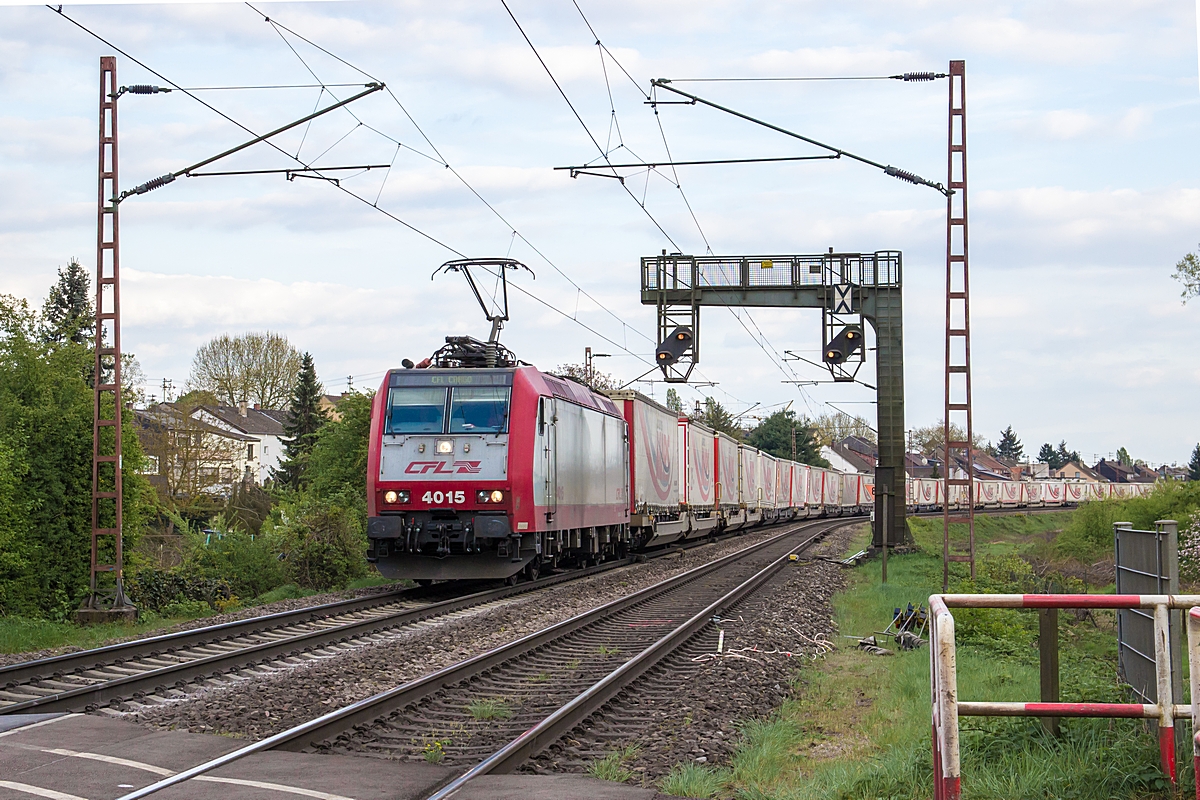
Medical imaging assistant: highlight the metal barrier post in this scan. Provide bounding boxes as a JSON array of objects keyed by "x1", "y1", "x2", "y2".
[
  {"x1": 1188, "y1": 607, "x2": 1200, "y2": 800},
  {"x1": 930, "y1": 596, "x2": 961, "y2": 800},
  {"x1": 1154, "y1": 601, "x2": 1177, "y2": 782},
  {"x1": 1038, "y1": 609, "x2": 1059, "y2": 735}
]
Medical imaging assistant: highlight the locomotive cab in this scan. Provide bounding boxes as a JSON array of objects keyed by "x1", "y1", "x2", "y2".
[{"x1": 368, "y1": 368, "x2": 520, "y2": 579}]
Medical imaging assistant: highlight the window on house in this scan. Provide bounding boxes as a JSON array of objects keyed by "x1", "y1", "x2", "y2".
[{"x1": 247, "y1": 443, "x2": 255, "y2": 460}]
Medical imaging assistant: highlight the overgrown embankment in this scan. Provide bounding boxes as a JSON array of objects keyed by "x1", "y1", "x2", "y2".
[{"x1": 657, "y1": 499, "x2": 1198, "y2": 799}]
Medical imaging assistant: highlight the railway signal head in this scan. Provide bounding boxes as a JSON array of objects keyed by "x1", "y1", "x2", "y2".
[
  {"x1": 656, "y1": 326, "x2": 694, "y2": 366},
  {"x1": 823, "y1": 324, "x2": 864, "y2": 364}
]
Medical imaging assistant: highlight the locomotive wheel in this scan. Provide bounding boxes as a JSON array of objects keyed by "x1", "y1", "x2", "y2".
[
  {"x1": 416, "y1": 579, "x2": 433, "y2": 587},
  {"x1": 524, "y1": 557, "x2": 541, "y2": 582},
  {"x1": 505, "y1": 572, "x2": 520, "y2": 587}
]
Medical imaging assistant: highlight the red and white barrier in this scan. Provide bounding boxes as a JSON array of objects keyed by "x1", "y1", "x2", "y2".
[{"x1": 931, "y1": 593, "x2": 1200, "y2": 799}]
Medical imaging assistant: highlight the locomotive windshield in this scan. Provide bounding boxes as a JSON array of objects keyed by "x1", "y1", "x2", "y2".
[
  {"x1": 385, "y1": 384, "x2": 510, "y2": 434},
  {"x1": 449, "y1": 387, "x2": 510, "y2": 433},
  {"x1": 386, "y1": 387, "x2": 446, "y2": 433}
]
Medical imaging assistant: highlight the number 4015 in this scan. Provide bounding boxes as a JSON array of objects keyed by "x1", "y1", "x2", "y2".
[{"x1": 422, "y1": 490, "x2": 465, "y2": 504}]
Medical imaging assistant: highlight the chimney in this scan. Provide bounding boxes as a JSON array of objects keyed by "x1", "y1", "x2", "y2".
[
  {"x1": 253, "y1": 403, "x2": 260, "y2": 410},
  {"x1": 238, "y1": 400, "x2": 248, "y2": 417}
]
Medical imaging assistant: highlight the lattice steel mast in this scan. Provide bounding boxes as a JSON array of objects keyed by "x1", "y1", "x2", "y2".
[
  {"x1": 83, "y1": 57, "x2": 135, "y2": 619},
  {"x1": 942, "y1": 60, "x2": 975, "y2": 590}
]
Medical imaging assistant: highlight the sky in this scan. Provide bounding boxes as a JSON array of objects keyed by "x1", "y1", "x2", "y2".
[{"x1": 1, "y1": 0, "x2": 1198, "y2": 467}]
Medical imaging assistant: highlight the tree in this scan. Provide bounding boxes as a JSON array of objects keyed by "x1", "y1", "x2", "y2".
[
  {"x1": 665, "y1": 388, "x2": 683, "y2": 414},
  {"x1": 187, "y1": 331, "x2": 302, "y2": 409},
  {"x1": 694, "y1": 397, "x2": 740, "y2": 438},
  {"x1": 1188, "y1": 444, "x2": 1200, "y2": 481},
  {"x1": 550, "y1": 362, "x2": 620, "y2": 392},
  {"x1": 275, "y1": 352, "x2": 327, "y2": 490},
  {"x1": 1173, "y1": 247, "x2": 1200, "y2": 303},
  {"x1": 746, "y1": 409, "x2": 830, "y2": 467},
  {"x1": 993, "y1": 426, "x2": 1024, "y2": 461},
  {"x1": 1116, "y1": 446, "x2": 1133, "y2": 467},
  {"x1": 810, "y1": 411, "x2": 876, "y2": 447},
  {"x1": 0, "y1": 293, "x2": 153, "y2": 617},
  {"x1": 1037, "y1": 442, "x2": 1061, "y2": 470},
  {"x1": 136, "y1": 398, "x2": 243, "y2": 514},
  {"x1": 1055, "y1": 440, "x2": 1080, "y2": 468},
  {"x1": 42, "y1": 258, "x2": 93, "y2": 346},
  {"x1": 908, "y1": 421, "x2": 985, "y2": 457}
]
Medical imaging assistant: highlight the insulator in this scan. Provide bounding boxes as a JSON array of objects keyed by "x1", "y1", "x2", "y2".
[
  {"x1": 122, "y1": 84, "x2": 171, "y2": 95},
  {"x1": 899, "y1": 72, "x2": 945, "y2": 82},
  {"x1": 131, "y1": 173, "x2": 176, "y2": 195},
  {"x1": 884, "y1": 166, "x2": 921, "y2": 185}
]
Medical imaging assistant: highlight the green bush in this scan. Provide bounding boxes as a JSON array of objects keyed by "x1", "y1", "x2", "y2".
[
  {"x1": 125, "y1": 567, "x2": 233, "y2": 612},
  {"x1": 186, "y1": 524, "x2": 286, "y2": 599},
  {"x1": 1056, "y1": 482, "x2": 1200, "y2": 562},
  {"x1": 268, "y1": 493, "x2": 366, "y2": 591},
  {"x1": 159, "y1": 599, "x2": 213, "y2": 618}
]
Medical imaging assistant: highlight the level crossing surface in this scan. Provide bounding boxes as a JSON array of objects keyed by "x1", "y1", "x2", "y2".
[{"x1": 0, "y1": 714, "x2": 668, "y2": 800}]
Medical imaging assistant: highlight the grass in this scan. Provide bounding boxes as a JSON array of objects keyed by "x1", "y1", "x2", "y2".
[
  {"x1": 598, "y1": 644, "x2": 621, "y2": 657},
  {"x1": 907, "y1": 510, "x2": 1076, "y2": 560},
  {"x1": 716, "y1": 524, "x2": 1180, "y2": 800},
  {"x1": 659, "y1": 763, "x2": 729, "y2": 798},
  {"x1": 642, "y1": 514, "x2": 1183, "y2": 799},
  {"x1": 0, "y1": 612, "x2": 197, "y2": 655},
  {"x1": 0, "y1": 575, "x2": 408, "y2": 658},
  {"x1": 465, "y1": 697, "x2": 512, "y2": 721},
  {"x1": 589, "y1": 744, "x2": 640, "y2": 782}
]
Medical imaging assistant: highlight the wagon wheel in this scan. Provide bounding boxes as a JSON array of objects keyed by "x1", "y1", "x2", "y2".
[{"x1": 524, "y1": 556, "x2": 541, "y2": 582}]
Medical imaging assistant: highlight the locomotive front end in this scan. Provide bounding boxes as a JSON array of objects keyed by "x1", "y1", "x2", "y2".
[{"x1": 368, "y1": 368, "x2": 521, "y2": 580}]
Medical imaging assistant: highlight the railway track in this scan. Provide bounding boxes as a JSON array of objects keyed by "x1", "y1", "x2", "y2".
[
  {"x1": 115, "y1": 517, "x2": 842, "y2": 800},
  {"x1": 0, "y1": 556, "x2": 648, "y2": 716},
  {"x1": 0, "y1": 518, "x2": 811, "y2": 716}
]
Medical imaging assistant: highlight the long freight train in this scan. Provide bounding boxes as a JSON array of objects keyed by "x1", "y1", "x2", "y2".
[{"x1": 365, "y1": 356, "x2": 1149, "y2": 582}]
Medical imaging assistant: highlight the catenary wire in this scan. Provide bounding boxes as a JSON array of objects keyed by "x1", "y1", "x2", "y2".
[
  {"x1": 567, "y1": 2, "x2": 817, "y2": 411},
  {"x1": 248, "y1": 4, "x2": 670, "y2": 359},
  {"x1": 49, "y1": 5, "x2": 681, "y2": 397}
]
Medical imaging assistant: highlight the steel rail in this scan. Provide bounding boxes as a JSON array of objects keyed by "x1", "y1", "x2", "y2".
[
  {"x1": 0, "y1": 556, "x2": 644, "y2": 714},
  {"x1": 113, "y1": 518, "x2": 835, "y2": 800},
  {"x1": 0, "y1": 518, "x2": 811, "y2": 715},
  {"x1": 426, "y1": 522, "x2": 839, "y2": 799}
]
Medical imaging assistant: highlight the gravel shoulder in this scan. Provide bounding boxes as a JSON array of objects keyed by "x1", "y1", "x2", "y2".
[{"x1": 531, "y1": 523, "x2": 861, "y2": 785}]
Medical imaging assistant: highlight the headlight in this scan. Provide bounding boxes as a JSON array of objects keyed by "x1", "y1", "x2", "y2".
[
  {"x1": 383, "y1": 490, "x2": 410, "y2": 504},
  {"x1": 436, "y1": 439, "x2": 454, "y2": 455},
  {"x1": 477, "y1": 490, "x2": 505, "y2": 503},
  {"x1": 385, "y1": 490, "x2": 397, "y2": 503},
  {"x1": 490, "y1": 490, "x2": 504, "y2": 503}
]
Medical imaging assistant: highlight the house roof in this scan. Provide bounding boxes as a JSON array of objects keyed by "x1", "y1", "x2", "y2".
[
  {"x1": 1054, "y1": 460, "x2": 1105, "y2": 481},
  {"x1": 197, "y1": 405, "x2": 287, "y2": 437},
  {"x1": 828, "y1": 438, "x2": 877, "y2": 473},
  {"x1": 135, "y1": 406, "x2": 256, "y2": 442}
]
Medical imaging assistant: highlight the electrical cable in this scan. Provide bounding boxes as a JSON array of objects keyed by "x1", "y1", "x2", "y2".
[
  {"x1": 49, "y1": 4, "x2": 673, "y2": 389},
  {"x1": 566, "y1": 0, "x2": 816, "y2": 411},
  {"x1": 248, "y1": 3, "x2": 668, "y2": 359}
]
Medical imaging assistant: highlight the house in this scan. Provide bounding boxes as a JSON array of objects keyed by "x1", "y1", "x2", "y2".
[
  {"x1": 319, "y1": 393, "x2": 348, "y2": 421},
  {"x1": 1158, "y1": 464, "x2": 1190, "y2": 481},
  {"x1": 1094, "y1": 459, "x2": 1158, "y2": 484},
  {"x1": 906, "y1": 451, "x2": 939, "y2": 479},
  {"x1": 134, "y1": 404, "x2": 258, "y2": 500},
  {"x1": 821, "y1": 435, "x2": 878, "y2": 474},
  {"x1": 191, "y1": 402, "x2": 289, "y2": 484},
  {"x1": 1006, "y1": 462, "x2": 1049, "y2": 481},
  {"x1": 1051, "y1": 460, "x2": 1106, "y2": 483}
]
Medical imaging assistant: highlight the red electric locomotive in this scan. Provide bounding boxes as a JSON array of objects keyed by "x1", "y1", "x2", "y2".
[{"x1": 367, "y1": 337, "x2": 630, "y2": 582}]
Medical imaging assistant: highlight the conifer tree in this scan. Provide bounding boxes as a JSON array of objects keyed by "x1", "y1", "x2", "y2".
[
  {"x1": 1037, "y1": 442, "x2": 1060, "y2": 470},
  {"x1": 665, "y1": 388, "x2": 683, "y2": 414},
  {"x1": 43, "y1": 258, "x2": 93, "y2": 345},
  {"x1": 274, "y1": 352, "x2": 326, "y2": 489},
  {"x1": 994, "y1": 426, "x2": 1024, "y2": 461},
  {"x1": 1189, "y1": 444, "x2": 1200, "y2": 481}
]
